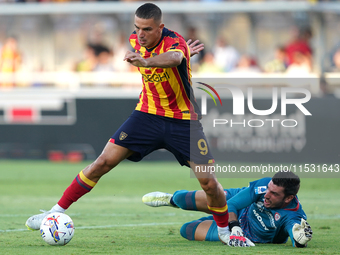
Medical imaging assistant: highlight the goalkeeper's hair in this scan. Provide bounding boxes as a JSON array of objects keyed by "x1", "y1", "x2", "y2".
[
  {"x1": 135, "y1": 3, "x2": 162, "y2": 23},
  {"x1": 272, "y1": 170, "x2": 300, "y2": 198}
]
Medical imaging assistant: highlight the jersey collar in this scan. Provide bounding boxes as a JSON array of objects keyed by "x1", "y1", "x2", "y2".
[
  {"x1": 283, "y1": 196, "x2": 300, "y2": 211},
  {"x1": 144, "y1": 27, "x2": 166, "y2": 52}
]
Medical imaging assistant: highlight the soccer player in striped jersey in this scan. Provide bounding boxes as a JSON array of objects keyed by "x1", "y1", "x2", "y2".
[{"x1": 25, "y1": 2, "x2": 242, "y2": 246}]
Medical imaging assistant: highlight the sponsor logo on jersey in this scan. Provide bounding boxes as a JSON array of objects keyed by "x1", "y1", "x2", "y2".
[
  {"x1": 255, "y1": 186, "x2": 267, "y2": 194},
  {"x1": 253, "y1": 209, "x2": 269, "y2": 231},
  {"x1": 119, "y1": 132, "x2": 128, "y2": 141},
  {"x1": 142, "y1": 71, "x2": 170, "y2": 83},
  {"x1": 275, "y1": 212, "x2": 281, "y2": 221}
]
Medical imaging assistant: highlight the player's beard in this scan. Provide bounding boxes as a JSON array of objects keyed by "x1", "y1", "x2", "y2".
[{"x1": 264, "y1": 198, "x2": 285, "y2": 209}]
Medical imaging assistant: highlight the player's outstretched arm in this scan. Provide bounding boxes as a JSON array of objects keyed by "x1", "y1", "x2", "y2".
[
  {"x1": 187, "y1": 39, "x2": 204, "y2": 57},
  {"x1": 124, "y1": 50, "x2": 183, "y2": 68},
  {"x1": 292, "y1": 219, "x2": 313, "y2": 248}
]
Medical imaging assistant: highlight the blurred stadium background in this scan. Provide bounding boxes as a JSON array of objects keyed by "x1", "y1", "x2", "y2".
[{"x1": 0, "y1": 0, "x2": 340, "y2": 165}]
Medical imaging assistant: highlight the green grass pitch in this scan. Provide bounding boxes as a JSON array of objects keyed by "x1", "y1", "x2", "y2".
[{"x1": 0, "y1": 160, "x2": 339, "y2": 255}]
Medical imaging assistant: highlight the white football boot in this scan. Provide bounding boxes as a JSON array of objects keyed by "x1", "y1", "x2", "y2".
[
  {"x1": 142, "y1": 192, "x2": 175, "y2": 207},
  {"x1": 25, "y1": 210, "x2": 51, "y2": 230}
]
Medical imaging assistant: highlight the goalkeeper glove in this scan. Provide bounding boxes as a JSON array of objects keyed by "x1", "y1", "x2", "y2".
[
  {"x1": 221, "y1": 221, "x2": 255, "y2": 247},
  {"x1": 292, "y1": 218, "x2": 313, "y2": 247}
]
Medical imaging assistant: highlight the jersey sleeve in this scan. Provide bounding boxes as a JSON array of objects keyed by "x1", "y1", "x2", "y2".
[
  {"x1": 227, "y1": 177, "x2": 271, "y2": 215},
  {"x1": 165, "y1": 36, "x2": 188, "y2": 57},
  {"x1": 129, "y1": 31, "x2": 139, "y2": 51}
]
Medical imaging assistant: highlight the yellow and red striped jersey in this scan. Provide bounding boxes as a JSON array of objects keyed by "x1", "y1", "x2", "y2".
[{"x1": 129, "y1": 27, "x2": 201, "y2": 120}]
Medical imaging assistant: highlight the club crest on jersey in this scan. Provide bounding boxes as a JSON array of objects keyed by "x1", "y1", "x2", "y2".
[
  {"x1": 255, "y1": 186, "x2": 267, "y2": 194},
  {"x1": 119, "y1": 132, "x2": 128, "y2": 140},
  {"x1": 275, "y1": 212, "x2": 281, "y2": 221}
]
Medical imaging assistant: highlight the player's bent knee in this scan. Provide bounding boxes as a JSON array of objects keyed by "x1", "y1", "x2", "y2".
[
  {"x1": 195, "y1": 220, "x2": 214, "y2": 241},
  {"x1": 91, "y1": 155, "x2": 116, "y2": 176},
  {"x1": 180, "y1": 218, "x2": 215, "y2": 241},
  {"x1": 94, "y1": 157, "x2": 111, "y2": 170},
  {"x1": 180, "y1": 220, "x2": 201, "y2": 241},
  {"x1": 199, "y1": 178, "x2": 218, "y2": 196}
]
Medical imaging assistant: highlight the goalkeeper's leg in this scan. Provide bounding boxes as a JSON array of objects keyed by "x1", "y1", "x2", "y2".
[
  {"x1": 172, "y1": 190, "x2": 211, "y2": 213},
  {"x1": 144, "y1": 188, "x2": 243, "y2": 213},
  {"x1": 180, "y1": 216, "x2": 219, "y2": 241}
]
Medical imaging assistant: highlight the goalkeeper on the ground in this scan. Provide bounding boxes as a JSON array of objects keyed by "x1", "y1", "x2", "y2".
[{"x1": 143, "y1": 170, "x2": 312, "y2": 248}]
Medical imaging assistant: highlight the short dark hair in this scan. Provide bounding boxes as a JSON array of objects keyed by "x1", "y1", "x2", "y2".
[
  {"x1": 135, "y1": 3, "x2": 162, "y2": 22},
  {"x1": 272, "y1": 170, "x2": 300, "y2": 198}
]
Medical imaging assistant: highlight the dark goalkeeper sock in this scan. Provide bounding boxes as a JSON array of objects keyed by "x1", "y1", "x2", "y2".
[{"x1": 172, "y1": 190, "x2": 197, "y2": 211}]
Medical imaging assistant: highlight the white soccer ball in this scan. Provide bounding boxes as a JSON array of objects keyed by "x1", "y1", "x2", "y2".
[{"x1": 40, "y1": 212, "x2": 74, "y2": 246}]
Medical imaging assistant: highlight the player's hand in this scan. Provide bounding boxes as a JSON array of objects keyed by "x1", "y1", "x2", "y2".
[
  {"x1": 228, "y1": 226, "x2": 255, "y2": 247},
  {"x1": 293, "y1": 218, "x2": 313, "y2": 247},
  {"x1": 218, "y1": 225, "x2": 255, "y2": 247},
  {"x1": 124, "y1": 51, "x2": 147, "y2": 67},
  {"x1": 187, "y1": 39, "x2": 204, "y2": 57}
]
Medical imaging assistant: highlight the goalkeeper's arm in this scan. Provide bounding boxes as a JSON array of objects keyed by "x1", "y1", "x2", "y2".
[{"x1": 292, "y1": 219, "x2": 313, "y2": 248}]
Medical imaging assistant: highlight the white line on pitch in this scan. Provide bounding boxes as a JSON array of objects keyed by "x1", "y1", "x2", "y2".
[
  {"x1": 0, "y1": 222, "x2": 182, "y2": 233},
  {"x1": 76, "y1": 222, "x2": 182, "y2": 230},
  {"x1": 2, "y1": 213, "x2": 340, "y2": 219},
  {"x1": 0, "y1": 212, "x2": 179, "y2": 217}
]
